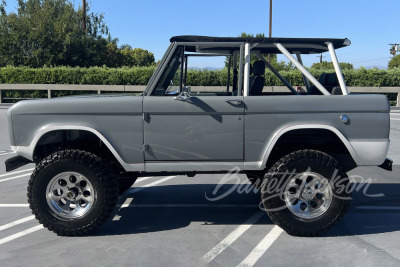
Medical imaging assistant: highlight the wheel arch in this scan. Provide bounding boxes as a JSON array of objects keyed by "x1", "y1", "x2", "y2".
[
  {"x1": 261, "y1": 125, "x2": 359, "y2": 170},
  {"x1": 30, "y1": 125, "x2": 129, "y2": 171}
]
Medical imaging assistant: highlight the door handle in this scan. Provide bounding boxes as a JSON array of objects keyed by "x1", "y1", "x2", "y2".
[{"x1": 225, "y1": 99, "x2": 242, "y2": 105}]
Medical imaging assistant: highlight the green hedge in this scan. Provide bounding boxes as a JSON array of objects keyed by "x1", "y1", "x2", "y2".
[
  {"x1": 1, "y1": 66, "x2": 399, "y2": 86},
  {"x1": 0, "y1": 66, "x2": 156, "y2": 85}
]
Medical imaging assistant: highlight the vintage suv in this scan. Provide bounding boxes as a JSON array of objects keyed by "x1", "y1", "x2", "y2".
[{"x1": 5, "y1": 36, "x2": 393, "y2": 237}]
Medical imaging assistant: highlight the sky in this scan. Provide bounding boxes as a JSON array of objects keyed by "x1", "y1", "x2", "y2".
[{"x1": 4, "y1": 0, "x2": 400, "y2": 69}]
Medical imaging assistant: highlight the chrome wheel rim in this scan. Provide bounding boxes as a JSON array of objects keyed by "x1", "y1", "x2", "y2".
[
  {"x1": 46, "y1": 172, "x2": 96, "y2": 219},
  {"x1": 284, "y1": 172, "x2": 333, "y2": 219}
]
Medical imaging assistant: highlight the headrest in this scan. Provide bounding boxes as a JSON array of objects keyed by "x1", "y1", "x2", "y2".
[
  {"x1": 327, "y1": 73, "x2": 345, "y2": 87},
  {"x1": 318, "y1": 73, "x2": 329, "y2": 85},
  {"x1": 253, "y1": 60, "x2": 265, "y2": 76},
  {"x1": 327, "y1": 73, "x2": 339, "y2": 86}
]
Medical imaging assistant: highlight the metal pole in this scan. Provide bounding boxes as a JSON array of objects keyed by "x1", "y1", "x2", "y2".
[
  {"x1": 238, "y1": 44, "x2": 244, "y2": 95},
  {"x1": 327, "y1": 42, "x2": 349, "y2": 95},
  {"x1": 255, "y1": 52, "x2": 299, "y2": 95},
  {"x1": 268, "y1": 0, "x2": 272, "y2": 62},
  {"x1": 275, "y1": 43, "x2": 330, "y2": 95},
  {"x1": 243, "y1": 43, "x2": 251, "y2": 97},
  {"x1": 82, "y1": 0, "x2": 86, "y2": 32}
]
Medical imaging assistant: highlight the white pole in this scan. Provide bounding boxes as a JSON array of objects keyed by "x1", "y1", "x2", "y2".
[
  {"x1": 238, "y1": 44, "x2": 244, "y2": 95},
  {"x1": 327, "y1": 42, "x2": 349, "y2": 95},
  {"x1": 243, "y1": 43, "x2": 251, "y2": 97},
  {"x1": 275, "y1": 43, "x2": 330, "y2": 95}
]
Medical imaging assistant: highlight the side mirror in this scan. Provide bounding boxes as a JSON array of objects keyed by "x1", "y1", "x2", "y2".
[
  {"x1": 165, "y1": 80, "x2": 179, "y2": 95},
  {"x1": 174, "y1": 86, "x2": 191, "y2": 101}
]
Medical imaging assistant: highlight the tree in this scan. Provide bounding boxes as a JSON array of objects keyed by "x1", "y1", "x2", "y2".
[
  {"x1": 311, "y1": 61, "x2": 354, "y2": 70},
  {"x1": 0, "y1": 0, "x2": 155, "y2": 68},
  {"x1": 120, "y1": 47, "x2": 155, "y2": 67},
  {"x1": 388, "y1": 55, "x2": 400, "y2": 69},
  {"x1": 0, "y1": 0, "x2": 113, "y2": 67}
]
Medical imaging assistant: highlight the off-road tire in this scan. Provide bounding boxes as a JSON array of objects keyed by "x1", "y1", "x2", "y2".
[
  {"x1": 261, "y1": 149, "x2": 351, "y2": 237},
  {"x1": 27, "y1": 149, "x2": 119, "y2": 236}
]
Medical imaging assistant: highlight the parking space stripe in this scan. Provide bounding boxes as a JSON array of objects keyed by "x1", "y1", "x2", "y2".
[
  {"x1": 355, "y1": 206, "x2": 400, "y2": 210},
  {"x1": 0, "y1": 152, "x2": 16, "y2": 156},
  {"x1": 119, "y1": 176, "x2": 177, "y2": 198},
  {"x1": 0, "y1": 173, "x2": 31, "y2": 183},
  {"x1": 117, "y1": 204, "x2": 258, "y2": 208},
  {"x1": 0, "y1": 168, "x2": 34, "y2": 178},
  {"x1": 0, "y1": 216, "x2": 35, "y2": 232},
  {"x1": 391, "y1": 118, "x2": 400, "y2": 121},
  {"x1": 0, "y1": 225, "x2": 43, "y2": 245},
  {"x1": 202, "y1": 212, "x2": 264, "y2": 264},
  {"x1": 0, "y1": 204, "x2": 29, "y2": 207},
  {"x1": 236, "y1": 226, "x2": 284, "y2": 267},
  {"x1": 135, "y1": 176, "x2": 156, "y2": 184}
]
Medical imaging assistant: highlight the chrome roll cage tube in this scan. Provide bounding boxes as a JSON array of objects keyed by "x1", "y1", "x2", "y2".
[
  {"x1": 253, "y1": 51, "x2": 299, "y2": 95},
  {"x1": 146, "y1": 41, "x2": 349, "y2": 96},
  {"x1": 273, "y1": 42, "x2": 349, "y2": 96}
]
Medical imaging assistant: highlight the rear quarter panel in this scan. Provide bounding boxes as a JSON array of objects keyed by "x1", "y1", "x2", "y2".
[{"x1": 244, "y1": 94, "x2": 390, "y2": 166}]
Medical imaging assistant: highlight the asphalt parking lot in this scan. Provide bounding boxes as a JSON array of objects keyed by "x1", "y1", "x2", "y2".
[{"x1": 0, "y1": 103, "x2": 400, "y2": 266}]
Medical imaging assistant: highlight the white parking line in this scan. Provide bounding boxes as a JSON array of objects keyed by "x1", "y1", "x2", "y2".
[
  {"x1": 117, "y1": 204, "x2": 259, "y2": 208},
  {"x1": 135, "y1": 176, "x2": 156, "y2": 184},
  {"x1": 119, "y1": 175, "x2": 177, "y2": 198},
  {"x1": 0, "y1": 216, "x2": 35, "y2": 232},
  {"x1": 0, "y1": 168, "x2": 34, "y2": 178},
  {"x1": 202, "y1": 212, "x2": 264, "y2": 263},
  {"x1": 354, "y1": 206, "x2": 400, "y2": 210},
  {"x1": 0, "y1": 225, "x2": 43, "y2": 245},
  {"x1": 391, "y1": 118, "x2": 400, "y2": 121},
  {"x1": 0, "y1": 152, "x2": 16, "y2": 156},
  {"x1": 0, "y1": 204, "x2": 29, "y2": 207},
  {"x1": 236, "y1": 226, "x2": 284, "y2": 267},
  {"x1": 0, "y1": 173, "x2": 31, "y2": 183},
  {"x1": 0, "y1": 176, "x2": 179, "y2": 245}
]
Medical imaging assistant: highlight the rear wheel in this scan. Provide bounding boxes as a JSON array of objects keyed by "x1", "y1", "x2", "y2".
[
  {"x1": 261, "y1": 149, "x2": 351, "y2": 236},
  {"x1": 28, "y1": 149, "x2": 119, "y2": 236}
]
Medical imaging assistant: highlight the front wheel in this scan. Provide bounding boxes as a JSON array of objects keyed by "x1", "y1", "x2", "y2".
[
  {"x1": 27, "y1": 149, "x2": 119, "y2": 236},
  {"x1": 261, "y1": 149, "x2": 351, "y2": 236}
]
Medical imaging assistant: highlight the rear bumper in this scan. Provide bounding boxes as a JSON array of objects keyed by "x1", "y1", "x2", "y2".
[{"x1": 5, "y1": 156, "x2": 32, "y2": 172}]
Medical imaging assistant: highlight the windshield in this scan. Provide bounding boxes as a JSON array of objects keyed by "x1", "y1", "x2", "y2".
[{"x1": 152, "y1": 47, "x2": 183, "y2": 96}]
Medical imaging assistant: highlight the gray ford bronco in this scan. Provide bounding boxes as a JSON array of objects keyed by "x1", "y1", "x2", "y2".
[{"x1": 5, "y1": 36, "x2": 393, "y2": 236}]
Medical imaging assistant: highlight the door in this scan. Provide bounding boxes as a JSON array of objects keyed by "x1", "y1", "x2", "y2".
[{"x1": 143, "y1": 95, "x2": 244, "y2": 161}]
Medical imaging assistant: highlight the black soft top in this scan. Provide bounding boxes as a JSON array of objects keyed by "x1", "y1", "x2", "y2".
[{"x1": 170, "y1": 35, "x2": 351, "y2": 54}]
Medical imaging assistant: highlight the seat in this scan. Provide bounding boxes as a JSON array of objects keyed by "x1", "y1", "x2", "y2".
[
  {"x1": 331, "y1": 86, "x2": 343, "y2": 95},
  {"x1": 327, "y1": 73, "x2": 345, "y2": 95},
  {"x1": 309, "y1": 73, "x2": 329, "y2": 95},
  {"x1": 249, "y1": 60, "x2": 266, "y2": 96}
]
